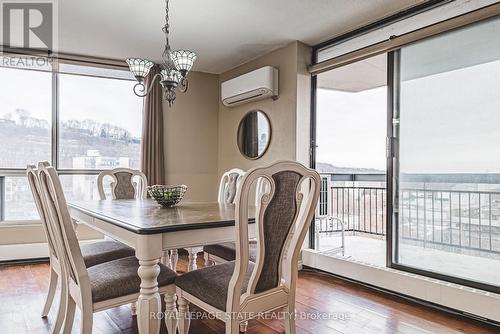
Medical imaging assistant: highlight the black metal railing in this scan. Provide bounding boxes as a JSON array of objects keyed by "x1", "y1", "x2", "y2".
[
  {"x1": 327, "y1": 186, "x2": 386, "y2": 235},
  {"x1": 399, "y1": 189, "x2": 500, "y2": 254},
  {"x1": 316, "y1": 173, "x2": 500, "y2": 255}
]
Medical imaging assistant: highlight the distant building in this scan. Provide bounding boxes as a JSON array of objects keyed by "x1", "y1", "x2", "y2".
[
  {"x1": 0, "y1": 118, "x2": 15, "y2": 126},
  {"x1": 72, "y1": 150, "x2": 130, "y2": 170}
]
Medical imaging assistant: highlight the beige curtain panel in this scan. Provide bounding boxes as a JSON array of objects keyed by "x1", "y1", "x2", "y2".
[{"x1": 141, "y1": 65, "x2": 165, "y2": 185}]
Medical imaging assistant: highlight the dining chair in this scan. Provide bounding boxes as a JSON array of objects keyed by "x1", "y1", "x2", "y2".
[
  {"x1": 37, "y1": 162, "x2": 178, "y2": 334},
  {"x1": 97, "y1": 167, "x2": 151, "y2": 314},
  {"x1": 203, "y1": 169, "x2": 266, "y2": 266},
  {"x1": 96, "y1": 168, "x2": 186, "y2": 273},
  {"x1": 27, "y1": 163, "x2": 136, "y2": 333},
  {"x1": 203, "y1": 169, "x2": 245, "y2": 265},
  {"x1": 175, "y1": 160, "x2": 321, "y2": 334}
]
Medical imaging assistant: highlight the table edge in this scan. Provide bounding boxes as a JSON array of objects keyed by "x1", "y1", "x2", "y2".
[{"x1": 68, "y1": 202, "x2": 254, "y2": 235}]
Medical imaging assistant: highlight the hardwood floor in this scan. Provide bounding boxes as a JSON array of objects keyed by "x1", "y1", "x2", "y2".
[{"x1": 0, "y1": 253, "x2": 497, "y2": 334}]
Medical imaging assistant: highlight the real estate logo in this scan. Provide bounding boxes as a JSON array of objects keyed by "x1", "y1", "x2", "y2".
[{"x1": 0, "y1": 0, "x2": 57, "y2": 52}]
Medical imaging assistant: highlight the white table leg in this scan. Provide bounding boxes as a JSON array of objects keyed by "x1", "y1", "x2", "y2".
[
  {"x1": 136, "y1": 236, "x2": 162, "y2": 334},
  {"x1": 188, "y1": 249, "x2": 197, "y2": 271},
  {"x1": 188, "y1": 246, "x2": 203, "y2": 271}
]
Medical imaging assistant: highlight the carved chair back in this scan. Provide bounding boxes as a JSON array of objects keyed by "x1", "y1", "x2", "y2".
[
  {"x1": 37, "y1": 162, "x2": 92, "y2": 305},
  {"x1": 97, "y1": 168, "x2": 148, "y2": 200},
  {"x1": 27, "y1": 163, "x2": 58, "y2": 260},
  {"x1": 227, "y1": 160, "x2": 320, "y2": 313},
  {"x1": 218, "y1": 168, "x2": 245, "y2": 204}
]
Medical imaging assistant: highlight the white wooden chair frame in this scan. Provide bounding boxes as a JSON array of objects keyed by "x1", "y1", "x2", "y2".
[
  {"x1": 97, "y1": 167, "x2": 148, "y2": 200},
  {"x1": 176, "y1": 160, "x2": 321, "y2": 334},
  {"x1": 217, "y1": 168, "x2": 246, "y2": 203},
  {"x1": 27, "y1": 163, "x2": 67, "y2": 334},
  {"x1": 38, "y1": 163, "x2": 177, "y2": 334},
  {"x1": 97, "y1": 167, "x2": 148, "y2": 315},
  {"x1": 204, "y1": 168, "x2": 246, "y2": 266},
  {"x1": 97, "y1": 168, "x2": 205, "y2": 273}
]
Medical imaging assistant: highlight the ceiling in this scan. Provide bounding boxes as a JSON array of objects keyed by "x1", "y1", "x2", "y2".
[
  {"x1": 58, "y1": 0, "x2": 426, "y2": 74},
  {"x1": 318, "y1": 54, "x2": 387, "y2": 92}
]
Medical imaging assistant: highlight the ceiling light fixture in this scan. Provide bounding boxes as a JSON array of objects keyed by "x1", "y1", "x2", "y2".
[{"x1": 126, "y1": 0, "x2": 197, "y2": 106}]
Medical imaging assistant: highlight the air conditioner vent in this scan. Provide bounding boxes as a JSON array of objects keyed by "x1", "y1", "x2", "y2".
[{"x1": 221, "y1": 66, "x2": 278, "y2": 107}]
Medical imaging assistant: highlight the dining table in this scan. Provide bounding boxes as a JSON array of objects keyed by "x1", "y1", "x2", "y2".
[{"x1": 68, "y1": 199, "x2": 255, "y2": 334}]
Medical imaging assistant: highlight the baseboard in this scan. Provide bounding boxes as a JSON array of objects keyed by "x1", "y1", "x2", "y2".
[
  {"x1": 302, "y1": 249, "x2": 500, "y2": 323},
  {"x1": 0, "y1": 240, "x2": 102, "y2": 262}
]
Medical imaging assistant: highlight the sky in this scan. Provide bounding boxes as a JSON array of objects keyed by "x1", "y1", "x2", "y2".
[
  {"x1": 316, "y1": 86, "x2": 387, "y2": 171},
  {"x1": 399, "y1": 59, "x2": 500, "y2": 174},
  {"x1": 316, "y1": 58, "x2": 500, "y2": 174},
  {"x1": 316, "y1": 15, "x2": 500, "y2": 174},
  {"x1": 0, "y1": 66, "x2": 143, "y2": 137}
]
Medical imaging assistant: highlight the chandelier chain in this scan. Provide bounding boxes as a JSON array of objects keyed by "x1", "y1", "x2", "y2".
[{"x1": 162, "y1": 0, "x2": 174, "y2": 70}]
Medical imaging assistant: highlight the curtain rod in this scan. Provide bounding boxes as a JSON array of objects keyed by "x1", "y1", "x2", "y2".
[{"x1": 0, "y1": 47, "x2": 128, "y2": 69}]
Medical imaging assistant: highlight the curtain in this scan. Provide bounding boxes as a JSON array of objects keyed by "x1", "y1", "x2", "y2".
[{"x1": 140, "y1": 65, "x2": 165, "y2": 185}]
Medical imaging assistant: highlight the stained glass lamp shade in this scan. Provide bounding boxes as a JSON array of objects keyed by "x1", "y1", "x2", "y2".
[
  {"x1": 170, "y1": 50, "x2": 197, "y2": 76},
  {"x1": 160, "y1": 68, "x2": 181, "y2": 85},
  {"x1": 126, "y1": 58, "x2": 154, "y2": 82}
]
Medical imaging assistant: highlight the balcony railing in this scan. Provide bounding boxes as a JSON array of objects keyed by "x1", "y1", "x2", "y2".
[{"x1": 317, "y1": 173, "x2": 500, "y2": 255}]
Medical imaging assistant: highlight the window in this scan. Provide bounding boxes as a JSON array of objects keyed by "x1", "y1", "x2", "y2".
[
  {"x1": 0, "y1": 57, "x2": 142, "y2": 222},
  {"x1": 0, "y1": 66, "x2": 52, "y2": 168},
  {"x1": 314, "y1": 54, "x2": 387, "y2": 263},
  {"x1": 58, "y1": 65, "x2": 142, "y2": 170},
  {"x1": 311, "y1": 14, "x2": 500, "y2": 293},
  {"x1": 395, "y1": 16, "x2": 500, "y2": 288}
]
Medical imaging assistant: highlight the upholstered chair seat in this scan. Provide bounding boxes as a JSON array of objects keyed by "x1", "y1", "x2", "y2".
[
  {"x1": 88, "y1": 256, "x2": 177, "y2": 303},
  {"x1": 175, "y1": 261, "x2": 254, "y2": 311},
  {"x1": 81, "y1": 241, "x2": 135, "y2": 268},
  {"x1": 202, "y1": 241, "x2": 257, "y2": 263}
]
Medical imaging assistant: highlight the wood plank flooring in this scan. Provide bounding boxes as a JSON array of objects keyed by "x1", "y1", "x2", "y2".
[{"x1": 0, "y1": 253, "x2": 497, "y2": 334}]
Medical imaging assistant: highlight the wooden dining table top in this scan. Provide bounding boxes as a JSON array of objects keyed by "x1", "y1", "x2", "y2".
[{"x1": 68, "y1": 199, "x2": 255, "y2": 235}]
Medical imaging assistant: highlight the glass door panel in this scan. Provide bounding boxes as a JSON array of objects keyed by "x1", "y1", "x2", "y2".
[
  {"x1": 315, "y1": 54, "x2": 387, "y2": 266},
  {"x1": 395, "y1": 16, "x2": 500, "y2": 288}
]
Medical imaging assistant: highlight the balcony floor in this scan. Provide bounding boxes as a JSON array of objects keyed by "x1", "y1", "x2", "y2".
[{"x1": 316, "y1": 233, "x2": 500, "y2": 287}]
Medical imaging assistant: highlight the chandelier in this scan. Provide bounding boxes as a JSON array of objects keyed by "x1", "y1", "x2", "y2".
[{"x1": 126, "y1": 0, "x2": 197, "y2": 106}]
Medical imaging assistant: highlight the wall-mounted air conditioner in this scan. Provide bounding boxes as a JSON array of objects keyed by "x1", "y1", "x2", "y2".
[{"x1": 221, "y1": 66, "x2": 278, "y2": 107}]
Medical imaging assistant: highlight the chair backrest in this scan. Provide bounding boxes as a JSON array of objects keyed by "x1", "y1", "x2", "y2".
[
  {"x1": 97, "y1": 168, "x2": 148, "y2": 200},
  {"x1": 37, "y1": 162, "x2": 91, "y2": 297},
  {"x1": 27, "y1": 163, "x2": 58, "y2": 259},
  {"x1": 227, "y1": 161, "x2": 320, "y2": 312},
  {"x1": 218, "y1": 168, "x2": 245, "y2": 204}
]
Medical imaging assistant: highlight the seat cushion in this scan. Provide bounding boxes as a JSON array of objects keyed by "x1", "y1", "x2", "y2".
[
  {"x1": 203, "y1": 241, "x2": 257, "y2": 262},
  {"x1": 88, "y1": 256, "x2": 177, "y2": 303},
  {"x1": 81, "y1": 240, "x2": 135, "y2": 268},
  {"x1": 175, "y1": 261, "x2": 254, "y2": 311}
]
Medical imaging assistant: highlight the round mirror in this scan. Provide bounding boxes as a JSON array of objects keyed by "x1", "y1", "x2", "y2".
[{"x1": 237, "y1": 110, "x2": 271, "y2": 160}]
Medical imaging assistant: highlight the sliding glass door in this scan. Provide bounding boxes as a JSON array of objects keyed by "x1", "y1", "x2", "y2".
[
  {"x1": 393, "y1": 16, "x2": 500, "y2": 290},
  {"x1": 314, "y1": 54, "x2": 388, "y2": 266}
]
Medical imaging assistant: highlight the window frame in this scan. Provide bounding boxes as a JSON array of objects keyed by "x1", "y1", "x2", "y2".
[
  {"x1": 0, "y1": 57, "x2": 140, "y2": 223},
  {"x1": 309, "y1": 8, "x2": 500, "y2": 295}
]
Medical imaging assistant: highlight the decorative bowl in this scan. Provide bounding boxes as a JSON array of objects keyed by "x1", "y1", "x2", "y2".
[{"x1": 147, "y1": 185, "x2": 187, "y2": 208}]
